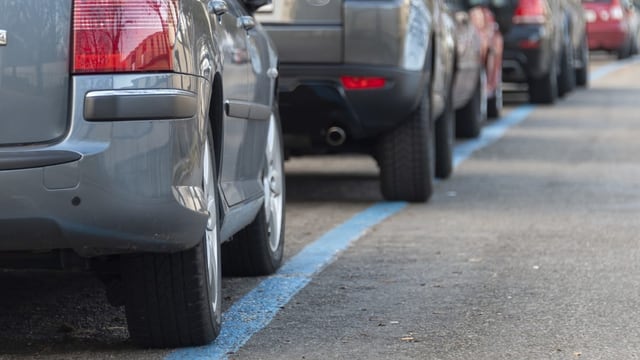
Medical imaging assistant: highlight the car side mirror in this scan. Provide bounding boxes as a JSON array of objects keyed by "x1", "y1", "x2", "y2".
[{"x1": 243, "y1": 0, "x2": 271, "y2": 13}]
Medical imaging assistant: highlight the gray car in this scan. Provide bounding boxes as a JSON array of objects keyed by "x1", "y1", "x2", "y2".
[
  {"x1": 0, "y1": 0, "x2": 284, "y2": 348},
  {"x1": 257, "y1": 0, "x2": 457, "y2": 203}
]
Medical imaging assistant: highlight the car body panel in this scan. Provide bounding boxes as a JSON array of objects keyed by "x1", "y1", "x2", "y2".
[
  {"x1": 256, "y1": 0, "x2": 343, "y2": 63},
  {"x1": 257, "y1": 0, "x2": 456, "y2": 154},
  {"x1": 1, "y1": 73, "x2": 209, "y2": 255},
  {"x1": 446, "y1": 0, "x2": 483, "y2": 109},
  {"x1": 0, "y1": 0, "x2": 279, "y2": 255},
  {"x1": 474, "y1": 5, "x2": 504, "y2": 98},
  {"x1": 432, "y1": 0, "x2": 458, "y2": 116},
  {"x1": 446, "y1": 0, "x2": 503, "y2": 109}
]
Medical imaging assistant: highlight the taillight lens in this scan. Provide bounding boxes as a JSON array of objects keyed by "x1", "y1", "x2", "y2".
[
  {"x1": 340, "y1": 76, "x2": 386, "y2": 90},
  {"x1": 72, "y1": 0, "x2": 178, "y2": 74},
  {"x1": 512, "y1": 0, "x2": 547, "y2": 24}
]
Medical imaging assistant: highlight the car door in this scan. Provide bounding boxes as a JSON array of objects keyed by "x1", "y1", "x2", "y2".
[
  {"x1": 213, "y1": 0, "x2": 263, "y2": 207},
  {"x1": 241, "y1": 3, "x2": 277, "y2": 201},
  {"x1": 431, "y1": 0, "x2": 456, "y2": 117}
]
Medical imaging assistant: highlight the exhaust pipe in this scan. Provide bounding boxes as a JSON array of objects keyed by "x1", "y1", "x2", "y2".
[{"x1": 326, "y1": 126, "x2": 347, "y2": 146}]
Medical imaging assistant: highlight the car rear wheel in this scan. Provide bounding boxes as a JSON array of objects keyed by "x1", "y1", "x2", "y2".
[
  {"x1": 456, "y1": 69, "x2": 486, "y2": 138},
  {"x1": 435, "y1": 83, "x2": 455, "y2": 179},
  {"x1": 377, "y1": 87, "x2": 434, "y2": 202},
  {"x1": 222, "y1": 111, "x2": 285, "y2": 276},
  {"x1": 122, "y1": 127, "x2": 222, "y2": 348},
  {"x1": 617, "y1": 38, "x2": 632, "y2": 59},
  {"x1": 558, "y1": 47, "x2": 576, "y2": 97},
  {"x1": 487, "y1": 79, "x2": 503, "y2": 119},
  {"x1": 576, "y1": 36, "x2": 589, "y2": 87},
  {"x1": 631, "y1": 37, "x2": 639, "y2": 55},
  {"x1": 528, "y1": 59, "x2": 558, "y2": 104}
]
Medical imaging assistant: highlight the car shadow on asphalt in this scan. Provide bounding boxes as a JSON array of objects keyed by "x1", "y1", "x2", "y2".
[
  {"x1": 285, "y1": 172, "x2": 384, "y2": 203},
  {"x1": 0, "y1": 270, "x2": 141, "y2": 357}
]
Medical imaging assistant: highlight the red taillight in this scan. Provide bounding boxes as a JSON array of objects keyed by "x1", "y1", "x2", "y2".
[
  {"x1": 72, "y1": 0, "x2": 178, "y2": 74},
  {"x1": 512, "y1": 0, "x2": 547, "y2": 24},
  {"x1": 518, "y1": 39, "x2": 540, "y2": 49},
  {"x1": 340, "y1": 76, "x2": 386, "y2": 90}
]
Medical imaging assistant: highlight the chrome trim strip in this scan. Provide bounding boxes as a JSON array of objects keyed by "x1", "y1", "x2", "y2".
[{"x1": 85, "y1": 89, "x2": 195, "y2": 98}]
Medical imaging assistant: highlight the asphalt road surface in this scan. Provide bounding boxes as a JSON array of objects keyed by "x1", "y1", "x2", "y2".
[{"x1": 1, "y1": 54, "x2": 639, "y2": 359}]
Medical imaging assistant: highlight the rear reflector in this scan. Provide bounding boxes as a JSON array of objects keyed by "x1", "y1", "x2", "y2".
[
  {"x1": 512, "y1": 0, "x2": 547, "y2": 24},
  {"x1": 72, "y1": 0, "x2": 178, "y2": 73},
  {"x1": 518, "y1": 39, "x2": 540, "y2": 49},
  {"x1": 340, "y1": 76, "x2": 386, "y2": 90}
]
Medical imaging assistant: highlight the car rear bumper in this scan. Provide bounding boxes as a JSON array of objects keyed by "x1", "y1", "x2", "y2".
[
  {"x1": 501, "y1": 24, "x2": 555, "y2": 83},
  {"x1": 587, "y1": 22, "x2": 628, "y2": 50},
  {"x1": 278, "y1": 64, "x2": 427, "y2": 153},
  {"x1": 0, "y1": 73, "x2": 210, "y2": 256}
]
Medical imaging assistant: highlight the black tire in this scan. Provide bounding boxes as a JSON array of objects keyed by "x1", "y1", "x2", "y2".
[
  {"x1": 377, "y1": 89, "x2": 434, "y2": 202},
  {"x1": 558, "y1": 47, "x2": 576, "y2": 97},
  {"x1": 528, "y1": 59, "x2": 558, "y2": 104},
  {"x1": 435, "y1": 84, "x2": 454, "y2": 179},
  {"x1": 222, "y1": 111, "x2": 285, "y2": 276},
  {"x1": 617, "y1": 38, "x2": 631, "y2": 59},
  {"x1": 631, "y1": 36, "x2": 639, "y2": 55},
  {"x1": 576, "y1": 36, "x2": 589, "y2": 87},
  {"x1": 122, "y1": 126, "x2": 222, "y2": 348},
  {"x1": 456, "y1": 70, "x2": 486, "y2": 139},
  {"x1": 487, "y1": 79, "x2": 503, "y2": 119}
]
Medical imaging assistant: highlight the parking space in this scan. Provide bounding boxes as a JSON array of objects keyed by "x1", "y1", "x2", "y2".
[{"x1": 0, "y1": 53, "x2": 635, "y2": 359}]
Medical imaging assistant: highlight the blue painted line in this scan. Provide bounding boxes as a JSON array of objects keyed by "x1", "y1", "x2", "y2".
[
  {"x1": 167, "y1": 202, "x2": 407, "y2": 360},
  {"x1": 453, "y1": 105, "x2": 535, "y2": 168},
  {"x1": 590, "y1": 55, "x2": 639, "y2": 81},
  {"x1": 167, "y1": 57, "x2": 638, "y2": 360},
  {"x1": 453, "y1": 56, "x2": 639, "y2": 168}
]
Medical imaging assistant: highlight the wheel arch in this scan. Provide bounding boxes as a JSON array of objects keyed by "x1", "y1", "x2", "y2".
[{"x1": 207, "y1": 72, "x2": 224, "y2": 177}]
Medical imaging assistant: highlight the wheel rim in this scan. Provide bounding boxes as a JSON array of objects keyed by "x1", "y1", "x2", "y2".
[
  {"x1": 263, "y1": 114, "x2": 284, "y2": 253},
  {"x1": 203, "y1": 138, "x2": 221, "y2": 321}
]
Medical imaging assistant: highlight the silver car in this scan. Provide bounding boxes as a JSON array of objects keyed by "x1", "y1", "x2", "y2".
[
  {"x1": 257, "y1": 0, "x2": 457, "y2": 202},
  {"x1": 0, "y1": 0, "x2": 284, "y2": 348}
]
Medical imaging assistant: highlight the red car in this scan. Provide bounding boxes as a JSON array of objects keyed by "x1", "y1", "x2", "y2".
[
  {"x1": 583, "y1": 0, "x2": 640, "y2": 58},
  {"x1": 447, "y1": 0, "x2": 504, "y2": 138}
]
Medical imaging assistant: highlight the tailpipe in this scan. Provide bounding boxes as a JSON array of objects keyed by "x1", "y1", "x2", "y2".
[{"x1": 326, "y1": 126, "x2": 347, "y2": 146}]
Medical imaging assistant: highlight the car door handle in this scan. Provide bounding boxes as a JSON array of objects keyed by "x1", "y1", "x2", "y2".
[
  {"x1": 239, "y1": 16, "x2": 256, "y2": 31},
  {"x1": 208, "y1": 0, "x2": 228, "y2": 16}
]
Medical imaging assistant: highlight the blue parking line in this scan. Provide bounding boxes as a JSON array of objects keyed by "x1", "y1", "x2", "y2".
[
  {"x1": 167, "y1": 58, "x2": 636, "y2": 360},
  {"x1": 590, "y1": 55, "x2": 639, "y2": 81},
  {"x1": 167, "y1": 202, "x2": 407, "y2": 360},
  {"x1": 453, "y1": 105, "x2": 535, "y2": 168}
]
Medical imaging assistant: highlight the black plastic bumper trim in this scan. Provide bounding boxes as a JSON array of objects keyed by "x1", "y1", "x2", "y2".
[
  {"x1": 84, "y1": 89, "x2": 197, "y2": 121},
  {"x1": 0, "y1": 150, "x2": 81, "y2": 170}
]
